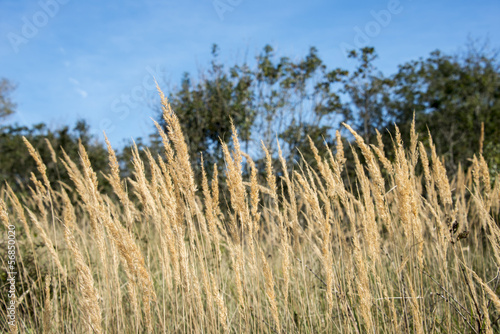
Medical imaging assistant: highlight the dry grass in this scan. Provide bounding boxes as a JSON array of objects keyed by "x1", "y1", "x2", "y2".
[{"x1": 1, "y1": 88, "x2": 500, "y2": 333}]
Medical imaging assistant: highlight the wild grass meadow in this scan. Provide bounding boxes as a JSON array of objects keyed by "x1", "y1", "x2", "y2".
[{"x1": 1, "y1": 88, "x2": 500, "y2": 333}]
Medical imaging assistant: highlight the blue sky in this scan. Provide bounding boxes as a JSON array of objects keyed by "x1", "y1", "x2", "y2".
[{"x1": 1, "y1": 0, "x2": 499, "y2": 147}]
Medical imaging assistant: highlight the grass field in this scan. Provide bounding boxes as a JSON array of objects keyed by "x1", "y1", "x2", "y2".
[{"x1": 1, "y1": 88, "x2": 499, "y2": 333}]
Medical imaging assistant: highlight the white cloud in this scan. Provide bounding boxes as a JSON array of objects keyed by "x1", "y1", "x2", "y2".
[
  {"x1": 68, "y1": 77, "x2": 80, "y2": 85},
  {"x1": 75, "y1": 88, "x2": 88, "y2": 98}
]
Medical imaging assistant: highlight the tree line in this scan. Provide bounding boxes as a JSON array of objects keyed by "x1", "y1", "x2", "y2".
[
  {"x1": 160, "y1": 41, "x2": 500, "y2": 178},
  {"x1": 1, "y1": 41, "x2": 499, "y2": 194}
]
